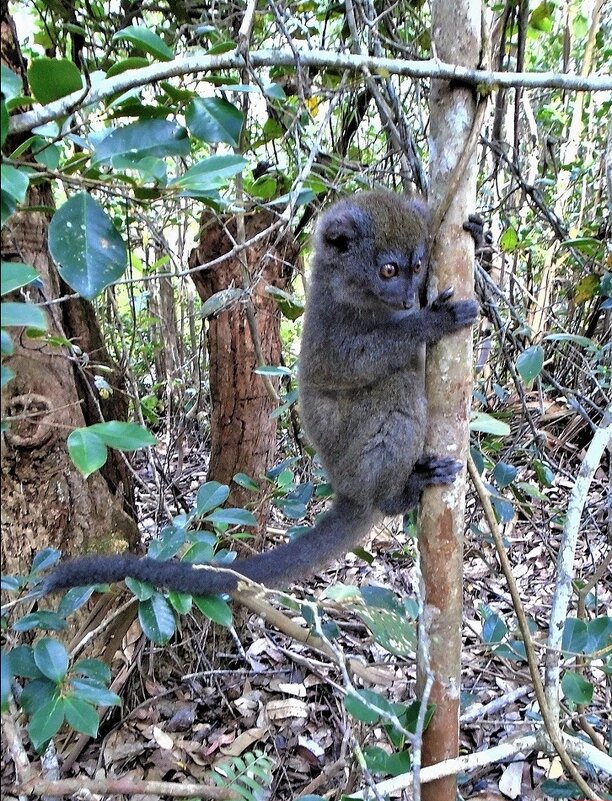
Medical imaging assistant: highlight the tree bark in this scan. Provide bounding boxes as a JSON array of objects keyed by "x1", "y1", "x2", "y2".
[
  {"x1": 1, "y1": 11, "x2": 138, "y2": 577},
  {"x1": 188, "y1": 209, "x2": 297, "y2": 543},
  {"x1": 417, "y1": 2, "x2": 482, "y2": 800}
]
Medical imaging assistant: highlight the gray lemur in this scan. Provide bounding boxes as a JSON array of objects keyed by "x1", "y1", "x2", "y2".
[{"x1": 42, "y1": 191, "x2": 478, "y2": 597}]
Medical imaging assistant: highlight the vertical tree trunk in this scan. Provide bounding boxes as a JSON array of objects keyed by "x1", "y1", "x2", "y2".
[
  {"x1": 418, "y1": 2, "x2": 482, "y2": 799},
  {"x1": 189, "y1": 210, "x2": 297, "y2": 543},
  {"x1": 1, "y1": 11, "x2": 138, "y2": 577}
]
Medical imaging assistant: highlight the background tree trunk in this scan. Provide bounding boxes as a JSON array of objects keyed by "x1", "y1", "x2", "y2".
[
  {"x1": 189, "y1": 210, "x2": 297, "y2": 544},
  {"x1": 1, "y1": 11, "x2": 138, "y2": 577}
]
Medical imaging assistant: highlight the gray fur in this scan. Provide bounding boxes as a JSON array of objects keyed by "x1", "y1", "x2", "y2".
[{"x1": 42, "y1": 190, "x2": 478, "y2": 597}]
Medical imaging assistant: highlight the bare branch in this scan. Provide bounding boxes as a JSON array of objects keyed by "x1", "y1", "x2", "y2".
[{"x1": 9, "y1": 49, "x2": 612, "y2": 136}]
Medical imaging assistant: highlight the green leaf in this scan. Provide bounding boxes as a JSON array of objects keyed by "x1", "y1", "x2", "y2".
[
  {"x1": 1, "y1": 66, "x2": 22, "y2": 103},
  {"x1": 87, "y1": 421, "x2": 156, "y2": 450},
  {"x1": 201, "y1": 287, "x2": 246, "y2": 318},
  {"x1": 20, "y1": 678, "x2": 58, "y2": 714},
  {"x1": 265, "y1": 285, "x2": 305, "y2": 320},
  {"x1": 363, "y1": 745, "x2": 411, "y2": 777},
  {"x1": 29, "y1": 696, "x2": 65, "y2": 751},
  {"x1": 112, "y1": 25, "x2": 174, "y2": 62},
  {"x1": 482, "y1": 612, "x2": 508, "y2": 644},
  {"x1": 562, "y1": 618, "x2": 588, "y2": 654},
  {"x1": 233, "y1": 472, "x2": 259, "y2": 491},
  {"x1": 529, "y1": 1, "x2": 554, "y2": 32},
  {"x1": 13, "y1": 611, "x2": 66, "y2": 632},
  {"x1": 186, "y1": 97, "x2": 244, "y2": 147},
  {"x1": 48, "y1": 193, "x2": 127, "y2": 300},
  {"x1": 27, "y1": 57, "x2": 82, "y2": 104},
  {"x1": 93, "y1": 120, "x2": 190, "y2": 166},
  {"x1": 539, "y1": 779, "x2": 582, "y2": 798},
  {"x1": 106, "y1": 57, "x2": 150, "y2": 77},
  {"x1": 67, "y1": 429, "x2": 108, "y2": 478},
  {"x1": 70, "y1": 678, "x2": 120, "y2": 707},
  {"x1": 585, "y1": 616, "x2": 612, "y2": 654},
  {"x1": 63, "y1": 696, "x2": 100, "y2": 737},
  {"x1": 1, "y1": 650, "x2": 11, "y2": 711},
  {"x1": 254, "y1": 365, "x2": 292, "y2": 377},
  {"x1": 561, "y1": 671, "x2": 593, "y2": 706},
  {"x1": 469, "y1": 411, "x2": 510, "y2": 436},
  {"x1": 7, "y1": 645, "x2": 42, "y2": 679},
  {"x1": 493, "y1": 461, "x2": 517, "y2": 488},
  {"x1": 196, "y1": 481, "x2": 230, "y2": 515},
  {"x1": 516, "y1": 345, "x2": 544, "y2": 384},
  {"x1": 353, "y1": 586, "x2": 416, "y2": 657},
  {"x1": 31, "y1": 548, "x2": 61, "y2": 573},
  {"x1": 345, "y1": 689, "x2": 391, "y2": 724},
  {"x1": 57, "y1": 586, "x2": 96, "y2": 617},
  {"x1": 171, "y1": 154, "x2": 247, "y2": 195},
  {"x1": 193, "y1": 595, "x2": 233, "y2": 627},
  {"x1": 183, "y1": 541, "x2": 215, "y2": 564},
  {"x1": 33, "y1": 638, "x2": 68, "y2": 683},
  {"x1": 500, "y1": 226, "x2": 518, "y2": 252},
  {"x1": 138, "y1": 593, "x2": 176, "y2": 644},
  {"x1": 1, "y1": 262, "x2": 39, "y2": 295},
  {"x1": 72, "y1": 659, "x2": 111, "y2": 684},
  {"x1": 1, "y1": 164, "x2": 30, "y2": 224},
  {"x1": 1, "y1": 301, "x2": 47, "y2": 330},
  {"x1": 125, "y1": 577, "x2": 155, "y2": 601},
  {"x1": 1, "y1": 99, "x2": 8, "y2": 148},
  {"x1": 544, "y1": 333, "x2": 594, "y2": 348},
  {"x1": 168, "y1": 590, "x2": 192, "y2": 615},
  {"x1": 203, "y1": 508, "x2": 257, "y2": 527}
]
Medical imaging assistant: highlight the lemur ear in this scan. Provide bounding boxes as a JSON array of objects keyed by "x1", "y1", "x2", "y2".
[{"x1": 319, "y1": 205, "x2": 367, "y2": 253}]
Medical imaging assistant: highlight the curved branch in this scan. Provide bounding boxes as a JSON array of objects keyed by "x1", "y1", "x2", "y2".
[{"x1": 9, "y1": 49, "x2": 612, "y2": 135}]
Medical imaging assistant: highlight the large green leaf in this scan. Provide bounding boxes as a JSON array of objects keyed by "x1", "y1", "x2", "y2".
[
  {"x1": 70, "y1": 678, "x2": 120, "y2": 707},
  {"x1": 1, "y1": 302, "x2": 47, "y2": 330},
  {"x1": 1, "y1": 262, "x2": 39, "y2": 295},
  {"x1": 67, "y1": 429, "x2": 108, "y2": 478},
  {"x1": 48, "y1": 193, "x2": 127, "y2": 299},
  {"x1": 27, "y1": 57, "x2": 82, "y2": 104},
  {"x1": 193, "y1": 595, "x2": 233, "y2": 627},
  {"x1": 561, "y1": 671, "x2": 593, "y2": 706},
  {"x1": 87, "y1": 421, "x2": 156, "y2": 450},
  {"x1": 64, "y1": 697, "x2": 100, "y2": 737},
  {"x1": 93, "y1": 120, "x2": 190, "y2": 166},
  {"x1": 171, "y1": 154, "x2": 247, "y2": 196},
  {"x1": 138, "y1": 593, "x2": 176, "y2": 644},
  {"x1": 516, "y1": 345, "x2": 544, "y2": 384},
  {"x1": 1, "y1": 164, "x2": 30, "y2": 225},
  {"x1": 196, "y1": 481, "x2": 230, "y2": 515},
  {"x1": 29, "y1": 696, "x2": 65, "y2": 751},
  {"x1": 469, "y1": 411, "x2": 510, "y2": 436},
  {"x1": 1, "y1": 65, "x2": 22, "y2": 103},
  {"x1": 33, "y1": 638, "x2": 68, "y2": 683},
  {"x1": 186, "y1": 97, "x2": 244, "y2": 147},
  {"x1": 203, "y1": 508, "x2": 257, "y2": 527},
  {"x1": 112, "y1": 25, "x2": 174, "y2": 61}
]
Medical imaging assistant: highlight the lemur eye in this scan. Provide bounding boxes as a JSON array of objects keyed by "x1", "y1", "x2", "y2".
[
  {"x1": 379, "y1": 263, "x2": 399, "y2": 279},
  {"x1": 413, "y1": 259, "x2": 422, "y2": 273}
]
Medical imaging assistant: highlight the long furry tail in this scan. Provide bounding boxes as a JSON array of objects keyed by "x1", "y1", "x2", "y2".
[{"x1": 42, "y1": 496, "x2": 376, "y2": 596}]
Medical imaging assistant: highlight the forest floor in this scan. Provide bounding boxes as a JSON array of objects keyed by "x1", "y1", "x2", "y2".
[{"x1": 2, "y1": 417, "x2": 610, "y2": 801}]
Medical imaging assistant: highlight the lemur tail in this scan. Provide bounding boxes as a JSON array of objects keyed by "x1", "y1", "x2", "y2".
[{"x1": 42, "y1": 495, "x2": 376, "y2": 596}]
